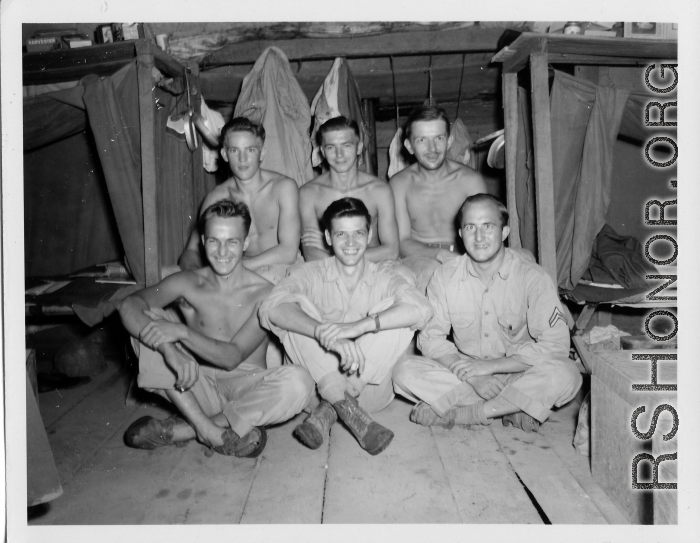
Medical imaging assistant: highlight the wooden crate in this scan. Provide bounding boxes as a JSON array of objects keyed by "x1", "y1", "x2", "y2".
[{"x1": 588, "y1": 349, "x2": 677, "y2": 524}]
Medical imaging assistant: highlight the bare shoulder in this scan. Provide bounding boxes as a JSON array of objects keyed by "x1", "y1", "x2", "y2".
[
  {"x1": 389, "y1": 166, "x2": 417, "y2": 193},
  {"x1": 201, "y1": 180, "x2": 236, "y2": 210},
  {"x1": 299, "y1": 173, "x2": 327, "y2": 196},
  {"x1": 362, "y1": 174, "x2": 394, "y2": 205},
  {"x1": 246, "y1": 271, "x2": 275, "y2": 301},
  {"x1": 448, "y1": 160, "x2": 487, "y2": 193},
  {"x1": 262, "y1": 169, "x2": 297, "y2": 191},
  {"x1": 360, "y1": 172, "x2": 392, "y2": 194}
]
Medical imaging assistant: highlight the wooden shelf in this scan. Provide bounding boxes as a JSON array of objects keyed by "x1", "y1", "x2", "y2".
[
  {"x1": 492, "y1": 33, "x2": 678, "y2": 73},
  {"x1": 23, "y1": 40, "x2": 186, "y2": 85}
]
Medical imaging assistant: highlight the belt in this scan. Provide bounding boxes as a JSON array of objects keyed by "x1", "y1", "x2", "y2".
[{"x1": 427, "y1": 242, "x2": 455, "y2": 252}]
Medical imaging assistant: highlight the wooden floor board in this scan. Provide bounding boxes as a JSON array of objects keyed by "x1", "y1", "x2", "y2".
[
  {"x1": 30, "y1": 405, "x2": 189, "y2": 525},
  {"x1": 541, "y1": 401, "x2": 629, "y2": 524},
  {"x1": 490, "y1": 421, "x2": 608, "y2": 524},
  {"x1": 29, "y1": 367, "x2": 627, "y2": 527},
  {"x1": 38, "y1": 359, "x2": 124, "y2": 429},
  {"x1": 322, "y1": 399, "x2": 461, "y2": 524},
  {"x1": 139, "y1": 440, "x2": 259, "y2": 524},
  {"x1": 44, "y1": 367, "x2": 140, "y2": 486},
  {"x1": 240, "y1": 413, "x2": 329, "y2": 524},
  {"x1": 432, "y1": 423, "x2": 542, "y2": 523}
]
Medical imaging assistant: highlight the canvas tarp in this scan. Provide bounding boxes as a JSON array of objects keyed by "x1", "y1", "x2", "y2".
[
  {"x1": 550, "y1": 71, "x2": 631, "y2": 290},
  {"x1": 513, "y1": 71, "x2": 655, "y2": 290},
  {"x1": 24, "y1": 61, "x2": 204, "y2": 284},
  {"x1": 234, "y1": 46, "x2": 313, "y2": 187}
]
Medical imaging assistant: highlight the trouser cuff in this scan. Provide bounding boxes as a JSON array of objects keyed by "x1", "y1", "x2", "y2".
[
  {"x1": 222, "y1": 404, "x2": 255, "y2": 437},
  {"x1": 431, "y1": 382, "x2": 475, "y2": 417},
  {"x1": 317, "y1": 372, "x2": 348, "y2": 404},
  {"x1": 500, "y1": 384, "x2": 551, "y2": 423}
]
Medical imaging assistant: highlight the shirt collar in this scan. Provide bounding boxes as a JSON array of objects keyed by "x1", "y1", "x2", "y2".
[
  {"x1": 461, "y1": 249, "x2": 513, "y2": 281},
  {"x1": 322, "y1": 256, "x2": 376, "y2": 286}
]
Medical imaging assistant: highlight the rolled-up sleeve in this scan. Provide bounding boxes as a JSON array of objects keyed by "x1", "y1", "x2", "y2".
[
  {"x1": 385, "y1": 274, "x2": 433, "y2": 331},
  {"x1": 258, "y1": 268, "x2": 313, "y2": 339},
  {"x1": 508, "y1": 272, "x2": 570, "y2": 366},
  {"x1": 417, "y1": 269, "x2": 460, "y2": 360}
]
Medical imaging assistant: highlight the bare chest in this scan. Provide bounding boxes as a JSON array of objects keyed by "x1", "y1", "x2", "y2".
[{"x1": 179, "y1": 289, "x2": 256, "y2": 342}]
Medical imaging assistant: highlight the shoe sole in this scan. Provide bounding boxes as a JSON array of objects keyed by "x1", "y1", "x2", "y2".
[
  {"x1": 293, "y1": 422, "x2": 323, "y2": 450},
  {"x1": 363, "y1": 424, "x2": 394, "y2": 456}
]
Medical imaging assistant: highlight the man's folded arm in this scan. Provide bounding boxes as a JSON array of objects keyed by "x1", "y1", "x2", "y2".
[
  {"x1": 385, "y1": 274, "x2": 433, "y2": 330},
  {"x1": 176, "y1": 306, "x2": 269, "y2": 370},
  {"x1": 117, "y1": 274, "x2": 188, "y2": 338}
]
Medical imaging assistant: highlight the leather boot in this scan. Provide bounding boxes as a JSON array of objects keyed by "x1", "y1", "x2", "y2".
[
  {"x1": 294, "y1": 400, "x2": 337, "y2": 450},
  {"x1": 333, "y1": 392, "x2": 394, "y2": 455}
]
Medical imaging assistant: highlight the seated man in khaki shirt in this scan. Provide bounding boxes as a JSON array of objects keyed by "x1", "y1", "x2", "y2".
[
  {"x1": 260, "y1": 197, "x2": 433, "y2": 455},
  {"x1": 393, "y1": 194, "x2": 582, "y2": 432}
]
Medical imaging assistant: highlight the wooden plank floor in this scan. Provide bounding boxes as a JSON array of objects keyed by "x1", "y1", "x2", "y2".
[{"x1": 29, "y1": 366, "x2": 627, "y2": 526}]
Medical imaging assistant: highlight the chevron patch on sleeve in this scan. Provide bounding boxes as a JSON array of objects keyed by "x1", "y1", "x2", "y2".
[{"x1": 549, "y1": 307, "x2": 567, "y2": 328}]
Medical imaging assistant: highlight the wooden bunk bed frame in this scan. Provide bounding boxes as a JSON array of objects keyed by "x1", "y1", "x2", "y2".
[
  {"x1": 24, "y1": 40, "x2": 205, "y2": 287},
  {"x1": 493, "y1": 33, "x2": 678, "y2": 524},
  {"x1": 493, "y1": 33, "x2": 678, "y2": 338}
]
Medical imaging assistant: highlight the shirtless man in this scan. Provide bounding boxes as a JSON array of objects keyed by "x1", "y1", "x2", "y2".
[
  {"x1": 178, "y1": 117, "x2": 301, "y2": 285},
  {"x1": 390, "y1": 106, "x2": 488, "y2": 292},
  {"x1": 299, "y1": 116, "x2": 401, "y2": 265},
  {"x1": 119, "y1": 200, "x2": 313, "y2": 457}
]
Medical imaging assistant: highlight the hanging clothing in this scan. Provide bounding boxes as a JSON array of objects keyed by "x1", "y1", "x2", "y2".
[
  {"x1": 387, "y1": 127, "x2": 409, "y2": 179},
  {"x1": 310, "y1": 57, "x2": 371, "y2": 173},
  {"x1": 200, "y1": 100, "x2": 225, "y2": 173},
  {"x1": 234, "y1": 47, "x2": 313, "y2": 187},
  {"x1": 446, "y1": 118, "x2": 477, "y2": 170}
]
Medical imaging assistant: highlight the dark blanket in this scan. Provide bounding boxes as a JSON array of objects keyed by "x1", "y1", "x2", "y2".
[{"x1": 582, "y1": 224, "x2": 657, "y2": 289}]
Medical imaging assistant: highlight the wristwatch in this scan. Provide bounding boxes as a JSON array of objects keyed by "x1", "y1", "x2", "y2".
[{"x1": 369, "y1": 313, "x2": 381, "y2": 333}]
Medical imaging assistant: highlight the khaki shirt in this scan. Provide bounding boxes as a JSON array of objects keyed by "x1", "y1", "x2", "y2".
[
  {"x1": 259, "y1": 256, "x2": 433, "y2": 341},
  {"x1": 418, "y1": 249, "x2": 570, "y2": 366}
]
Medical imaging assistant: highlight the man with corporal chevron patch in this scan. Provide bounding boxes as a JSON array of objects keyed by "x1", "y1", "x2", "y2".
[{"x1": 392, "y1": 194, "x2": 582, "y2": 433}]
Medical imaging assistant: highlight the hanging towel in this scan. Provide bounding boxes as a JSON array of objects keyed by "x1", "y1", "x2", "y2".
[
  {"x1": 234, "y1": 47, "x2": 313, "y2": 187},
  {"x1": 387, "y1": 127, "x2": 409, "y2": 179},
  {"x1": 447, "y1": 118, "x2": 477, "y2": 170},
  {"x1": 200, "y1": 100, "x2": 225, "y2": 173}
]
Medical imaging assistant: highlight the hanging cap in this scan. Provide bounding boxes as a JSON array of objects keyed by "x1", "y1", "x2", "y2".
[{"x1": 486, "y1": 134, "x2": 505, "y2": 169}]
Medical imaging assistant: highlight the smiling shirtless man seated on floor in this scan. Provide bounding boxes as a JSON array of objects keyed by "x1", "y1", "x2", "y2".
[
  {"x1": 390, "y1": 106, "x2": 488, "y2": 293},
  {"x1": 118, "y1": 200, "x2": 314, "y2": 457}
]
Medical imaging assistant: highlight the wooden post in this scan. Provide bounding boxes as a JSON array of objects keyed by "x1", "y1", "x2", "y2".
[
  {"x1": 502, "y1": 72, "x2": 521, "y2": 249},
  {"x1": 529, "y1": 54, "x2": 557, "y2": 283},
  {"x1": 136, "y1": 52, "x2": 160, "y2": 286},
  {"x1": 187, "y1": 62, "x2": 204, "y2": 249},
  {"x1": 362, "y1": 98, "x2": 378, "y2": 176}
]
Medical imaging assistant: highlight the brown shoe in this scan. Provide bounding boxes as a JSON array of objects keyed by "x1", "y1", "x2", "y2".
[
  {"x1": 294, "y1": 400, "x2": 337, "y2": 450},
  {"x1": 333, "y1": 392, "x2": 394, "y2": 455},
  {"x1": 211, "y1": 427, "x2": 267, "y2": 458},
  {"x1": 124, "y1": 416, "x2": 189, "y2": 449}
]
